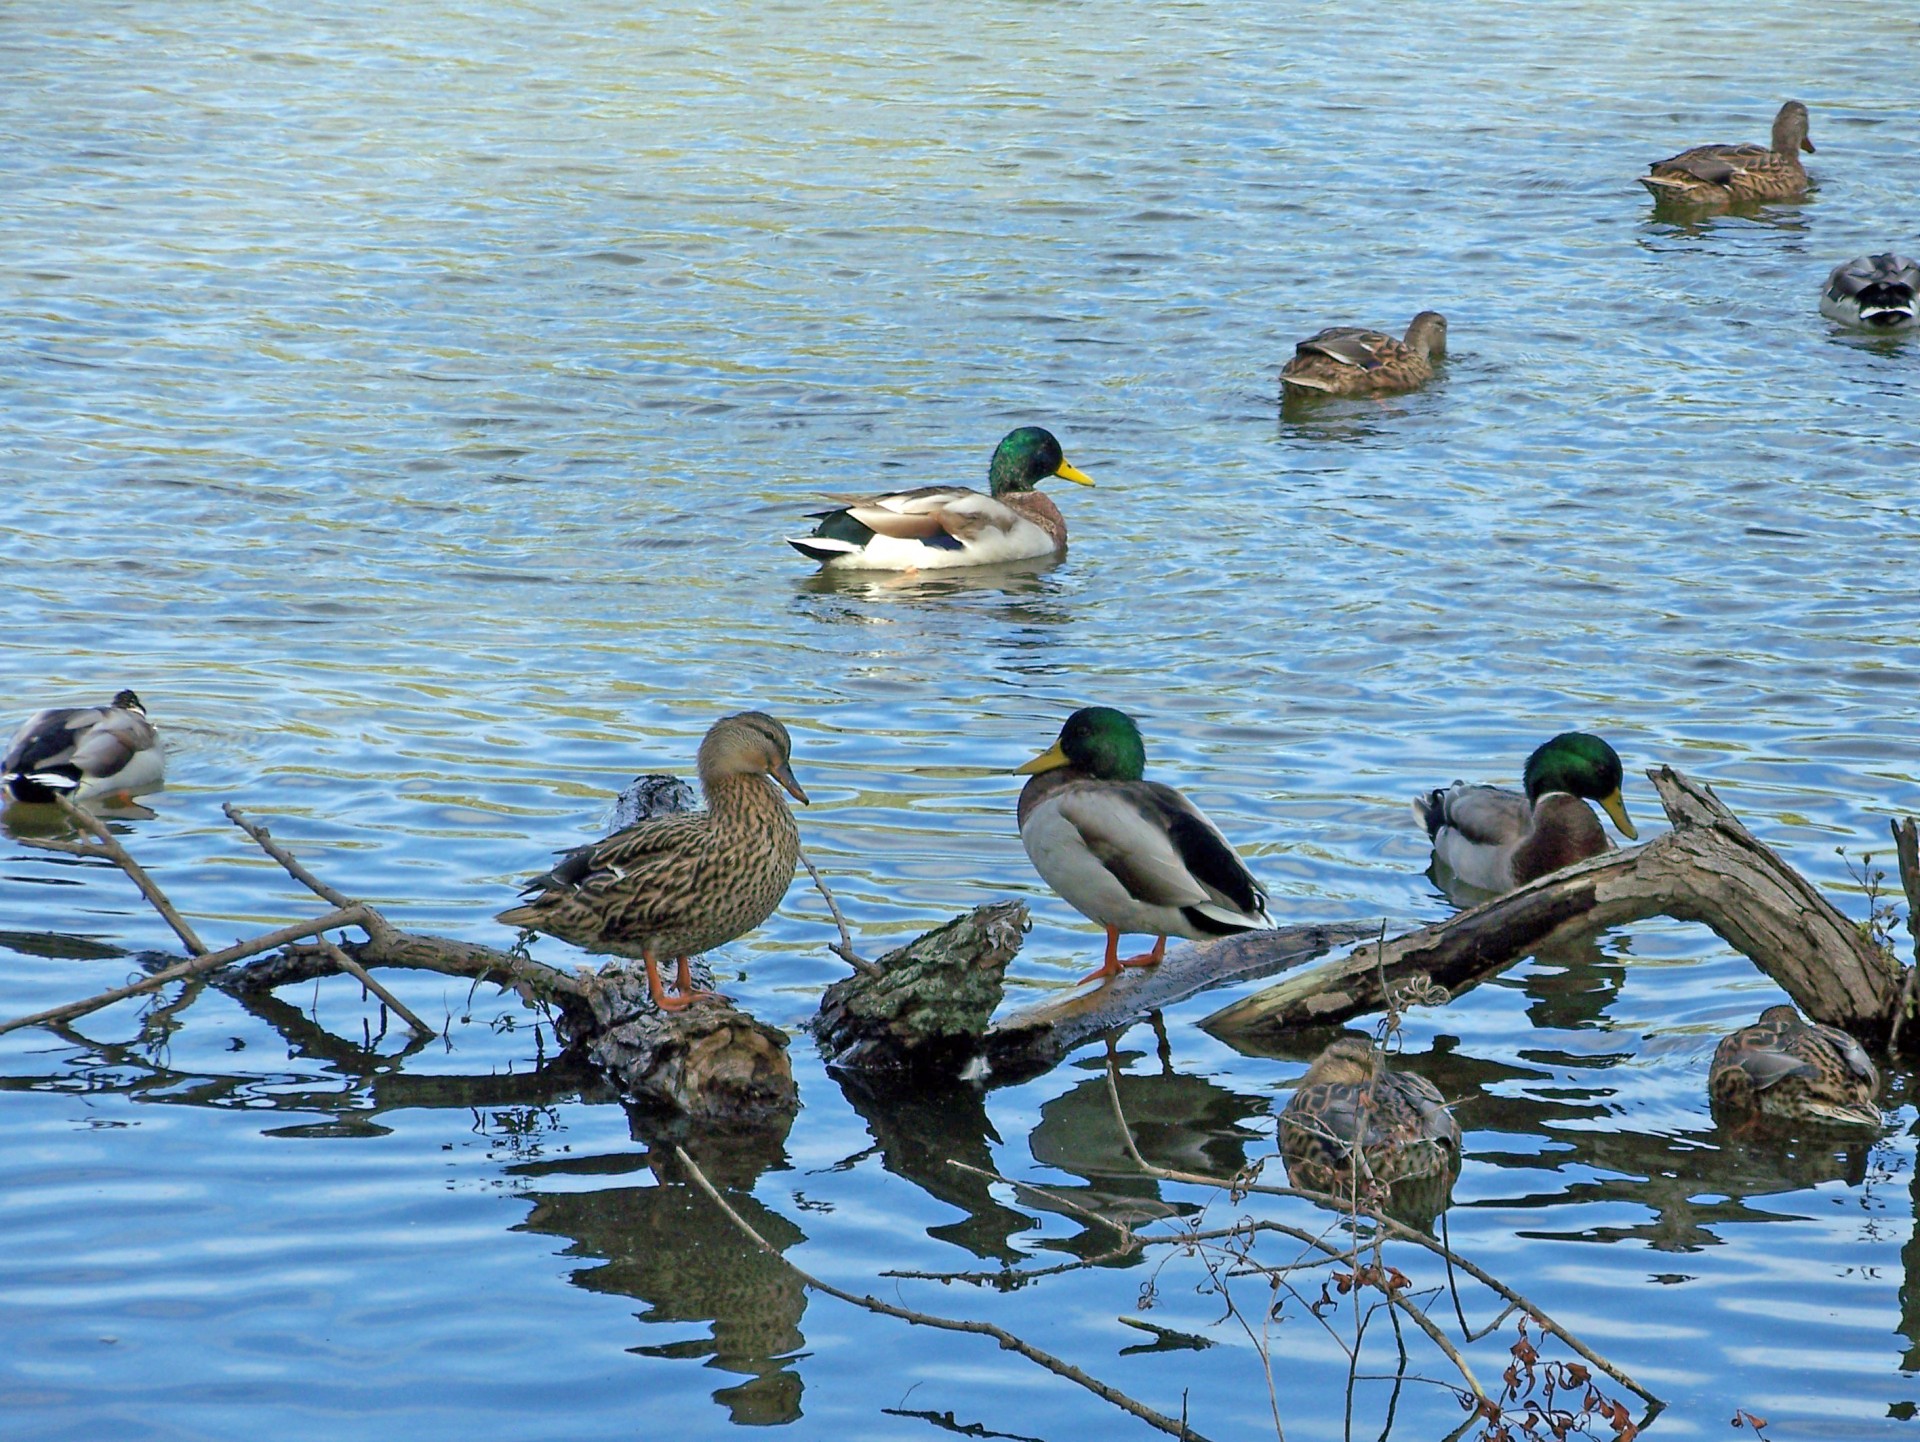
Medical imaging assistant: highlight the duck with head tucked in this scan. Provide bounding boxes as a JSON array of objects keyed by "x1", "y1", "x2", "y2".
[
  {"x1": 1639, "y1": 100, "x2": 1815, "y2": 208},
  {"x1": 1280, "y1": 312, "x2": 1447, "y2": 397},
  {"x1": 1710, "y1": 1004, "x2": 1880, "y2": 1128},
  {"x1": 1413, "y1": 732, "x2": 1638, "y2": 896},
  {"x1": 786, "y1": 426, "x2": 1094, "y2": 571},
  {"x1": 1016, "y1": 707, "x2": 1275, "y2": 983},
  {"x1": 1280, "y1": 1034, "x2": 1462, "y2": 1191},
  {"x1": 1820, "y1": 253, "x2": 1920, "y2": 332},
  {"x1": 497, "y1": 712, "x2": 808, "y2": 1012},
  {"x1": 2, "y1": 689, "x2": 165, "y2": 806}
]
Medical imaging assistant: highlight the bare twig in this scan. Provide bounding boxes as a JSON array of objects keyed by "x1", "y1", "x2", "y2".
[
  {"x1": 674, "y1": 1144, "x2": 1209, "y2": 1442},
  {"x1": 0, "y1": 906, "x2": 369, "y2": 1037},
  {"x1": 317, "y1": 936, "x2": 435, "y2": 1039},
  {"x1": 18, "y1": 795, "x2": 208, "y2": 955},
  {"x1": 224, "y1": 804, "x2": 360, "y2": 912},
  {"x1": 799, "y1": 847, "x2": 882, "y2": 976}
]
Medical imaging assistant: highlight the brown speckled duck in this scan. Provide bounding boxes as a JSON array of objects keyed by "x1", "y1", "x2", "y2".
[
  {"x1": 1640, "y1": 100, "x2": 1814, "y2": 208},
  {"x1": 496, "y1": 712, "x2": 807, "y2": 1012},
  {"x1": 2, "y1": 689, "x2": 165, "y2": 805},
  {"x1": 1709, "y1": 1004, "x2": 1880, "y2": 1128},
  {"x1": 1280, "y1": 312, "x2": 1447, "y2": 397},
  {"x1": 1280, "y1": 1035, "x2": 1461, "y2": 1188}
]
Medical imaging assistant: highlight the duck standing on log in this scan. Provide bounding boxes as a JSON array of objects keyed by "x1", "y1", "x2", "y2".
[
  {"x1": 2, "y1": 689, "x2": 165, "y2": 806},
  {"x1": 497, "y1": 712, "x2": 808, "y2": 1012},
  {"x1": 786, "y1": 426, "x2": 1094, "y2": 571},
  {"x1": 1413, "y1": 732, "x2": 1638, "y2": 895},
  {"x1": 1015, "y1": 707, "x2": 1274, "y2": 983}
]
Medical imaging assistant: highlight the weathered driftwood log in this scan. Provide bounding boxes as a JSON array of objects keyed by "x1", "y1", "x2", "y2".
[
  {"x1": 982, "y1": 922, "x2": 1376, "y2": 1081},
  {"x1": 1206, "y1": 768, "x2": 1911, "y2": 1046},
  {"x1": 811, "y1": 902, "x2": 1027, "y2": 1072}
]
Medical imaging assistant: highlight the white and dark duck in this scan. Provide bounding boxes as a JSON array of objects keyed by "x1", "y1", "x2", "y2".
[
  {"x1": 1820, "y1": 253, "x2": 1920, "y2": 332},
  {"x1": 1413, "y1": 732, "x2": 1637, "y2": 895},
  {"x1": 2, "y1": 689, "x2": 165, "y2": 806},
  {"x1": 787, "y1": 426, "x2": 1093, "y2": 571},
  {"x1": 1016, "y1": 706, "x2": 1275, "y2": 983}
]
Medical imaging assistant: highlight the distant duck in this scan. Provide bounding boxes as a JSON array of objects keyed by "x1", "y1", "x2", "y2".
[
  {"x1": 1279, "y1": 312, "x2": 1447, "y2": 397},
  {"x1": 496, "y1": 712, "x2": 807, "y2": 1013},
  {"x1": 1709, "y1": 1004, "x2": 1880, "y2": 1128},
  {"x1": 786, "y1": 426, "x2": 1094, "y2": 571},
  {"x1": 2, "y1": 689, "x2": 165, "y2": 805},
  {"x1": 1280, "y1": 1035, "x2": 1461, "y2": 1188},
  {"x1": 1412, "y1": 732, "x2": 1638, "y2": 895},
  {"x1": 1016, "y1": 706, "x2": 1274, "y2": 983},
  {"x1": 1639, "y1": 100, "x2": 1814, "y2": 207},
  {"x1": 1820, "y1": 253, "x2": 1920, "y2": 332}
]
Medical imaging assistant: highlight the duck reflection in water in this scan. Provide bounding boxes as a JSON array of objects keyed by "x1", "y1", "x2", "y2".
[{"x1": 512, "y1": 1111, "x2": 807, "y2": 1426}]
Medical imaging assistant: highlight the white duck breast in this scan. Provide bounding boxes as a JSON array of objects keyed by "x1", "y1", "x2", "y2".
[
  {"x1": 1021, "y1": 782, "x2": 1273, "y2": 938},
  {"x1": 2, "y1": 698, "x2": 165, "y2": 803}
]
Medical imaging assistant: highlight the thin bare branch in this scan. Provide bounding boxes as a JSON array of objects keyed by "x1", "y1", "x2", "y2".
[
  {"x1": 675, "y1": 1144, "x2": 1210, "y2": 1442},
  {"x1": 224, "y1": 804, "x2": 360, "y2": 912},
  {"x1": 318, "y1": 935, "x2": 435, "y2": 1039},
  {"x1": 21, "y1": 794, "x2": 208, "y2": 954},
  {"x1": 798, "y1": 847, "x2": 882, "y2": 976}
]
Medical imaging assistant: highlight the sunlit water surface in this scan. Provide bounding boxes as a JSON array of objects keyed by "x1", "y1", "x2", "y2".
[{"x1": 4, "y1": 1, "x2": 1919, "y2": 1437}]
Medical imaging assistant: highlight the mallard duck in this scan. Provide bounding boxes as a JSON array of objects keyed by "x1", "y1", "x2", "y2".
[
  {"x1": 786, "y1": 426, "x2": 1094, "y2": 571},
  {"x1": 1016, "y1": 707, "x2": 1274, "y2": 983},
  {"x1": 1640, "y1": 100, "x2": 1814, "y2": 207},
  {"x1": 1279, "y1": 1035, "x2": 1461, "y2": 1188},
  {"x1": 496, "y1": 712, "x2": 807, "y2": 1012},
  {"x1": 1279, "y1": 312, "x2": 1447, "y2": 397},
  {"x1": 1820, "y1": 253, "x2": 1920, "y2": 332},
  {"x1": 1709, "y1": 1004, "x2": 1880, "y2": 1128},
  {"x1": 2, "y1": 689, "x2": 164, "y2": 805},
  {"x1": 1412, "y1": 732, "x2": 1638, "y2": 895}
]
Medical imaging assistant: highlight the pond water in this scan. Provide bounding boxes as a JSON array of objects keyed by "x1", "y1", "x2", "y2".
[{"x1": 4, "y1": 1, "x2": 1919, "y2": 1437}]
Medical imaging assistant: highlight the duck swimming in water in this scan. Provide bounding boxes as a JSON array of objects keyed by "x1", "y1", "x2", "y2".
[{"x1": 2, "y1": 689, "x2": 165, "y2": 805}]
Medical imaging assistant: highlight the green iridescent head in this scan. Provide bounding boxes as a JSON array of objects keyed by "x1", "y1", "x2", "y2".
[
  {"x1": 1522, "y1": 732, "x2": 1637, "y2": 838},
  {"x1": 987, "y1": 426, "x2": 1096, "y2": 497},
  {"x1": 1017, "y1": 706, "x2": 1146, "y2": 782}
]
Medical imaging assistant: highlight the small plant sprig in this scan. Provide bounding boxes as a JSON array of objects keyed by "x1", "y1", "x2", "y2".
[{"x1": 1839, "y1": 848, "x2": 1901, "y2": 962}]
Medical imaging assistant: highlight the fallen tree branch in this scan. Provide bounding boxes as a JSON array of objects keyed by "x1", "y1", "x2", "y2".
[
  {"x1": 316, "y1": 935, "x2": 435, "y2": 1039},
  {"x1": 799, "y1": 847, "x2": 882, "y2": 976},
  {"x1": 674, "y1": 1144, "x2": 1210, "y2": 1442},
  {"x1": 1207, "y1": 767, "x2": 1905, "y2": 1044},
  {"x1": 16, "y1": 795, "x2": 208, "y2": 955}
]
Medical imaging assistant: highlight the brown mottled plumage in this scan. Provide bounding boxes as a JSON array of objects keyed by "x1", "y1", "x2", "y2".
[
  {"x1": 1280, "y1": 312, "x2": 1447, "y2": 397},
  {"x1": 496, "y1": 712, "x2": 807, "y2": 1012},
  {"x1": 1709, "y1": 1005, "x2": 1880, "y2": 1128},
  {"x1": 1640, "y1": 100, "x2": 1814, "y2": 208},
  {"x1": 1279, "y1": 1036, "x2": 1461, "y2": 1189}
]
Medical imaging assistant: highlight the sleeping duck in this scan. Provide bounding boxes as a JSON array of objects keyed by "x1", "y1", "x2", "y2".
[
  {"x1": 1412, "y1": 732, "x2": 1638, "y2": 895},
  {"x1": 1640, "y1": 100, "x2": 1814, "y2": 208},
  {"x1": 1820, "y1": 253, "x2": 1920, "y2": 332},
  {"x1": 1280, "y1": 312, "x2": 1447, "y2": 397},
  {"x1": 497, "y1": 712, "x2": 808, "y2": 1012},
  {"x1": 786, "y1": 426, "x2": 1093, "y2": 571},
  {"x1": 1279, "y1": 1034, "x2": 1462, "y2": 1189},
  {"x1": 1709, "y1": 1004, "x2": 1880, "y2": 1128},
  {"x1": 1016, "y1": 706, "x2": 1274, "y2": 983},
  {"x1": 2, "y1": 689, "x2": 165, "y2": 805}
]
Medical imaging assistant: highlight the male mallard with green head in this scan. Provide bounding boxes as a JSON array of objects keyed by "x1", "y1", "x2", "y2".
[
  {"x1": 1016, "y1": 707, "x2": 1274, "y2": 983},
  {"x1": 1709, "y1": 1004, "x2": 1880, "y2": 1128},
  {"x1": 1412, "y1": 732, "x2": 1638, "y2": 895},
  {"x1": 1280, "y1": 312, "x2": 1447, "y2": 397},
  {"x1": 2, "y1": 689, "x2": 165, "y2": 806},
  {"x1": 787, "y1": 426, "x2": 1094, "y2": 571},
  {"x1": 497, "y1": 712, "x2": 808, "y2": 1012},
  {"x1": 1640, "y1": 100, "x2": 1814, "y2": 208},
  {"x1": 1280, "y1": 1035, "x2": 1461, "y2": 1188}
]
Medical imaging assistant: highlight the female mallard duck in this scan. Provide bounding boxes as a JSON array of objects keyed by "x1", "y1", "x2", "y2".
[
  {"x1": 1412, "y1": 732, "x2": 1638, "y2": 895},
  {"x1": 1279, "y1": 312, "x2": 1447, "y2": 397},
  {"x1": 1280, "y1": 1035, "x2": 1461, "y2": 1188},
  {"x1": 786, "y1": 426, "x2": 1094, "y2": 571},
  {"x1": 496, "y1": 712, "x2": 807, "y2": 1012},
  {"x1": 1709, "y1": 1004, "x2": 1880, "y2": 1128},
  {"x1": 1016, "y1": 707, "x2": 1274, "y2": 983},
  {"x1": 1639, "y1": 100, "x2": 1814, "y2": 207},
  {"x1": 1821, "y1": 253, "x2": 1920, "y2": 332},
  {"x1": 2, "y1": 689, "x2": 164, "y2": 805}
]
